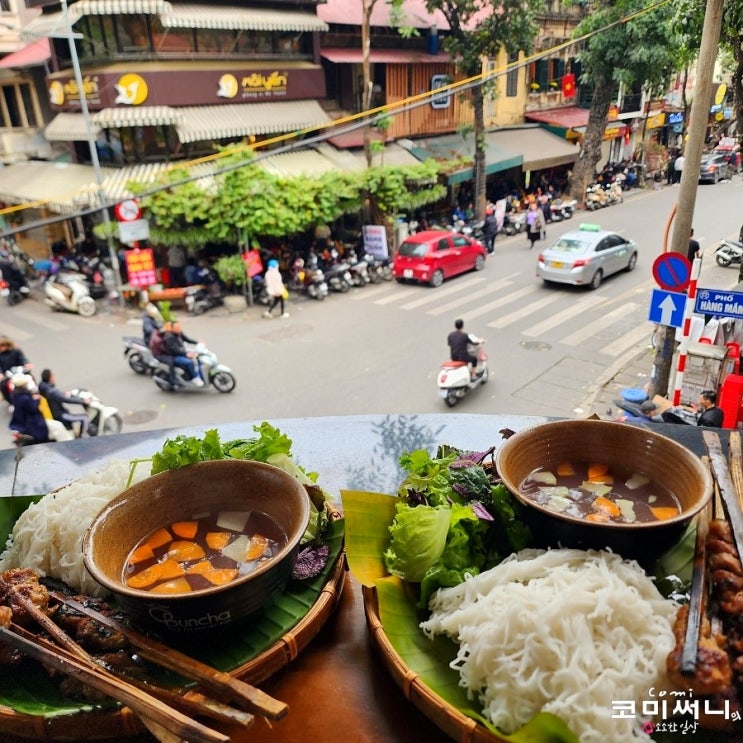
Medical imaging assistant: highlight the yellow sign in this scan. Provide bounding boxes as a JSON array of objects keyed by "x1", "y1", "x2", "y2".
[
  {"x1": 217, "y1": 73, "x2": 239, "y2": 99},
  {"x1": 241, "y1": 71, "x2": 287, "y2": 93},
  {"x1": 646, "y1": 112, "x2": 666, "y2": 129},
  {"x1": 114, "y1": 73, "x2": 148, "y2": 106},
  {"x1": 49, "y1": 80, "x2": 64, "y2": 106},
  {"x1": 715, "y1": 83, "x2": 727, "y2": 106}
]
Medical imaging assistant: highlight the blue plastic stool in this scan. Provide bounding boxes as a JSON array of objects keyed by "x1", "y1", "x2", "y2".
[{"x1": 621, "y1": 387, "x2": 648, "y2": 404}]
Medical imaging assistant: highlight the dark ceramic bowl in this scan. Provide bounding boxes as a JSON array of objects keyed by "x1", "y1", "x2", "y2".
[
  {"x1": 495, "y1": 419, "x2": 712, "y2": 561},
  {"x1": 83, "y1": 460, "x2": 310, "y2": 635}
]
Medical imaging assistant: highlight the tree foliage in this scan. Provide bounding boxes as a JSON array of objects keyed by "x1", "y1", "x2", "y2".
[
  {"x1": 423, "y1": 0, "x2": 543, "y2": 219},
  {"x1": 567, "y1": 0, "x2": 681, "y2": 201}
]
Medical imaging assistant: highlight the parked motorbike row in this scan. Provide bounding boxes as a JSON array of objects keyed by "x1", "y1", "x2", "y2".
[
  {"x1": 715, "y1": 237, "x2": 743, "y2": 268},
  {"x1": 44, "y1": 254, "x2": 116, "y2": 317},
  {"x1": 122, "y1": 336, "x2": 236, "y2": 394},
  {"x1": 585, "y1": 180, "x2": 623, "y2": 210}
]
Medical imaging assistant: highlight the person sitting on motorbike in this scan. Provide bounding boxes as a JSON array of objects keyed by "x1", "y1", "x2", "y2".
[
  {"x1": 0, "y1": 337, "x2": 31, "y2": 404},
  {"x1": 196, "y1": 259, "x2": 221, "y2": 298},
  {"x1": 38, "y1": 369, "x2": 90, "y2": 438},
  {"x1": 142, "y1": 303, "x2": 163, "y2": 346},
  {"x1": 447, "y1": 319, "x2": 484, "y2": 378},
  {"x1": 8, "y1": 373, "x2": 49, "y2": 445},
  {"x1": 163, "y1": 321, "x2": 204, "y2": 386}
]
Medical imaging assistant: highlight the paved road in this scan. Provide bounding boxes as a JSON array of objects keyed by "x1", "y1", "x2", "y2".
[{"x1": 1, "y1": 177, "x2": 741, "y2": 448}]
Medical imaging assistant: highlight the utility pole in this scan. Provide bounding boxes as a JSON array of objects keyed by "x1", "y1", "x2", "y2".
[{"x1": 649, "y1": 0, "x2": 724, "y2": 397}]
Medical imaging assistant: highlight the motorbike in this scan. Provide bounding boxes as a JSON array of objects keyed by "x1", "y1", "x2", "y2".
[
  {"x1": 287, "y1": 257, "x2": 329, "y2": 300},
  {"x1": 715, "y1": 238, "x2": 743, "y2": 268},
  {"x1": 437, "y1": 342, "x2": 488, "y2": 408},
  {"x1": 150, "y1": 342, "x2": 236, "y2": 393},
  {"x1": 550, "y1": 198, "x2": 576, "y2": 221},
  {"x1": 320, "y1": 249, "x2": 353, "y2": 293},
  {"x1": 123, "y1": 335, "x2": 154, "y2": 375},
  {"x1": 44, "y1": 271, "x2": 97, "y2": 317},
  {"x1": 585, "y1": 183, "x2": 608, "y2": 210},
  {"x1": 364, "y1": 253, "x2": 393, "y2": 283},
  {"x1": 345, "y1": 249, "x2": 371, "y2": 287},
  {"x1": 67, "y1": 387, "x2": 123, "y2": 436},
  {"x1": 0, "y1": 263, "x2": 30, "y2": 306},
  {"x1": 500, "y1": 212, "x2": 526, "y2": 236},
  {"x1": 185, "y1": 283, "x2": 224, "y2": 315}
]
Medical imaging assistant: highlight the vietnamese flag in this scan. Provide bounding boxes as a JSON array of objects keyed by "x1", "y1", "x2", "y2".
[{"x1": 562, "y1": 73, "x2": 576, "y2": 98}]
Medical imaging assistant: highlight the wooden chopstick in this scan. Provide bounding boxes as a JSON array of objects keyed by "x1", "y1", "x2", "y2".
[
  {"x1": 9, "y1": 621, "x2": 253, "y2": 730},
  {"x1": 51, "y1": 592, "x2": 287, "y2": 720},
  {"x1": 0, "y1": 624, "x2": 229, "y2": 743}
]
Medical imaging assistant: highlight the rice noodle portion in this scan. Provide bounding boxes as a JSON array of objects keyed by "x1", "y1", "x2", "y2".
[
  {"x1": 420, "y1": 548, "x2": 677, "y2": 743},
  {"x1": 0, "y1": 459, "x2": 149, "y2": 596}
]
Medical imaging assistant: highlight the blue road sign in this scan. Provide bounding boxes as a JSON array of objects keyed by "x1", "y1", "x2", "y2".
[
  {"x1": 652, "y1": 252, "x2": 691, "y2": 292},
  {"x1": 695, "y1": 287, "x2": 743, "y2": 320},
  {"x1": 649, "y1": 288, "x2": 686, "y2": 328}
]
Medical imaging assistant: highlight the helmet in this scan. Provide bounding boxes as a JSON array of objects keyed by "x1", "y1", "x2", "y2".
[
  {"x1": 485, "y1": 207, "x2": 494, "y2": 215},
  {"x1": 268, "y1": 259, "x2": 279, "y2": 269}
]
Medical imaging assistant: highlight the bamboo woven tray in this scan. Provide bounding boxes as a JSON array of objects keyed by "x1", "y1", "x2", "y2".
[
  {"x1": 0, "y1": 540, "x2": 346, "y2": 740},
  {"x1": 362, "y1": 584, "x2": 503, "y2": 743}
]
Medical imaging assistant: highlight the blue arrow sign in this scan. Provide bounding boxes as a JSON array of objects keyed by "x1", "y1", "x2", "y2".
[
  {"x1": 695, "y1": 288, "x2": 743, "y2": 320},
  {"x1": 649, "y1": 288, "x2": 686, "y2": 328}
]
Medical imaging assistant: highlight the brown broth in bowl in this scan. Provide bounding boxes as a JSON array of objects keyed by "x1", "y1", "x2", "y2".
[
  {"x1": 123, "y1": 510, "x2": 286, "y2": 594},
  {"x1": 519, "y1": 462, "x2": 681, "y2": 524}
]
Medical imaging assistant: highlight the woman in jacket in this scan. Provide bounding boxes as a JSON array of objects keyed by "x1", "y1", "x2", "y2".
[
  {"x1": 525, "y1": 201, "x2": 546, "y2": 250},
  {"x1": 263, "y1": 259, "x2": 289, "y2": 319}
]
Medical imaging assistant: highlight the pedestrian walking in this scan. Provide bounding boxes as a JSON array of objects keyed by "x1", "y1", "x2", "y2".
[
  {"x1": 525, "y1": 201, "x2": 546, "y2": 249},
  {"x1": 167, "y1": 245, "x2": 187, "y2": 287},
  {"x1": 263, "y1": 259, "x2": 289, "y2": 318},
  {"x1": 673, "y1": 152, "x2": 684, "y2": 184}
]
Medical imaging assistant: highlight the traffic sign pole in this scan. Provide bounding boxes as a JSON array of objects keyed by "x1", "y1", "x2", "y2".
[{"x1": 671, "y1": 255, "x2": 702, "y2": 405}]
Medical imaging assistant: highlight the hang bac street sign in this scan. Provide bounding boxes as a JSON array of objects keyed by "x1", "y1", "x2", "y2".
[{"x1": 694, "y1": 288, "x2": 743, "y2": 321}]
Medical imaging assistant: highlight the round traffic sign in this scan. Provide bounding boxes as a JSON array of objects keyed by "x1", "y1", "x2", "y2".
[
  {"x1": 652, "y1": 252, "x2": 691, "y2": 292},
  {"x1": 114, "y1": 199, "x2": 141, "y2": 222}
]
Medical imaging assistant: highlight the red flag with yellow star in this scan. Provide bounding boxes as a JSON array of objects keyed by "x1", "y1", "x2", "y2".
[{"x1": 561, "y1": 73, "x2": 576, "y2": 98}]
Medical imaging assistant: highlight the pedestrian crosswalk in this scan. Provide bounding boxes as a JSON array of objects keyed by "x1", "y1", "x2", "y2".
[{"x1": 351, "y1": 272, "x2": 655, "y2": 358}]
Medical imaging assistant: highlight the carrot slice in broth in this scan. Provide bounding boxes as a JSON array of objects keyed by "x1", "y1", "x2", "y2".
[
  {"x1": 556, "y1": 462, "x2": 576, "y2": 476},
  {"x1": 592, "y1": 496, "x2": 621, "y2": 519},
  {"x1": 204, "y1": 568, "x2": 239, "y2": 586},
  {"x1": 145, "y1": 527, "x2": 172, "y2": 551},
  {"x1": 186, "y1": 560, "x2": 214, "y2": 575},
  {"x1": 129, "y1": 544, "x2": 155, "y2": 565},
  {"x1": 587, "y1": 463, "x2": 609, "y2": 479},
  {"x1": 650, "y1": 506, "x2": 679, "y2": 521},
  {"x1": 150, "y1": 577, "x2": 192, "y2": 594},
  {"x1": 245, "y1": 534, "x2": 269, "y2": 561},
  {"x1": 127, "y1": 563, "x2": 164, "y2": 589},
  {"x1": 586, "y1": 512, "x2": 610, "y2": 523},
  {"x1": 171, "y1": 521, "x2": 198, "y2": 539},
  {"x1": 167, "y1": 540, "x2": 206, "y2": 562},
  {"x1": 206, "y1": 532, "x2": 231, "y2": 551},
  {"x1": 159, "y1": 558, "x2": 185, "y2": 580}
]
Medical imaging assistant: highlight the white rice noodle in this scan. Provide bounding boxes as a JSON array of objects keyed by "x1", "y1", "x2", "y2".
[
  {"x1": 0, "y1": 459, "x2": 150, "y2": 596},
  {"x1": 420, "y1": 548, "x2": 677, "y2": 743}
]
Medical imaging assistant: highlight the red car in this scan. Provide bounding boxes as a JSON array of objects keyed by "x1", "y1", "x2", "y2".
[{"x1": 393, "y1": 230, "x2": 487, "y2": 287}]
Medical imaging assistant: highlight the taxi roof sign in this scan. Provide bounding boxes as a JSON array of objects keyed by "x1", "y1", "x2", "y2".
[{"x1": 578, "y1": 223, "x2": 601, "y2": 232}]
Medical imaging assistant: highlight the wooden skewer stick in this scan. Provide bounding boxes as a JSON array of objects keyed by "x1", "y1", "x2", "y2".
[
  {"x1": 51, "y1": 593, "x2": 287, "y2": 720},
  {"x1": 0, "y1": 624, "x2": 229, "y2": 743},
  {"x1": 680, "y1": 500, "x2": 711, "y2": 675}
]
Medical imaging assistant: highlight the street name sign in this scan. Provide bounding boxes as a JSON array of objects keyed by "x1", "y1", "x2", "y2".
[
  {"x1": 649, "y1": 288, "x2": 686, "y2": 328},
  {"x1": 695, "y1": 287, "x2": 743, "y2": 321}
]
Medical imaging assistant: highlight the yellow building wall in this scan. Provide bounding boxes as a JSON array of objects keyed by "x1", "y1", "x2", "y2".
[{"x1": 482, "y1": 50, "x2": 528, "y2": 128}]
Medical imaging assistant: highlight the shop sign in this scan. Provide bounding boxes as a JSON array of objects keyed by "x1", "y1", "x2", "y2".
[
  {"x1": 242, "y1": 249, "x2": 263, "y2": 278},
  {"x1": 430, "y1": 74, "x2": 451, "y2": 109},
  {"x1": 363, "y1": 225, "x2": 389, "y2": 258},
  {"x1": 217, "y1": 71, "x2": 289, "y2": 100},
  {"x1": 667, "y1": 112, "x2": 684, "y2": 125},
  {"x1": 48, "y1": 76, "x2": 101, "y2": 107},
  {"x1": 125, "y1": 247, "x2": 156, "y2": 287},
  {"x1": 646, "y1": 112, "x2": 666, "y2": 129}
]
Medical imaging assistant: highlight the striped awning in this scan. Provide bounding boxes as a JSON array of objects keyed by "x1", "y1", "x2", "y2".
[
  {"x1": 175, "y1": 101, "x2": 332, "y2": 143},
  {"x1": 160, "y1": 5, "x2": 328, "y2": 32},
  {"x1": 94, "y1": 105, "x2": 181, "y2": 128},
  {"x1": 69, "y1": 0, "x2": 171, "y2": 15},
  {"x1": 45, "y1": 112, "x2": 101, "y2": 141},
  {"x1": 256, "y1": 150, "x2": 338, "y2": 179}
]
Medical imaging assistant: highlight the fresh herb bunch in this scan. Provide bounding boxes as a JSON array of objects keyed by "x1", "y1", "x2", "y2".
[{"x1": 384, "y1": 445, "x2": 532, "y2": 608}]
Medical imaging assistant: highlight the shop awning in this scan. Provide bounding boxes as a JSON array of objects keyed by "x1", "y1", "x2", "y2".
[
  {"x1": 68, "y1": 0, "x2": 171, "y2": 15},
  {"x1": 409, "y1": 133, "x2": 522, "y2": 184},
  {"x1": 524, "y1": 106, "x2": 590, "y2": 132},
  {"x1": 0, "y1": 39, "x2": 51, "y2": 69},
  {"x1": 488, "y1": 127, "x2": 578, "y2": 171},
  {"x1": 175, "y1": 101, "x2": 333, "y2": 143},
  {"x1": 255, "y1": 150, "x2": 338, "y2": 179},
  {"x1": 94, "y1": 105, "x2": 181, "y2": 128},
  {"x1": 160, "y1": 5, "x2": 328, "y2": 32},
  {"x1": 45, "y1": 112, "x2": 101, "y2": 141},
  {"x1": 0, "y1": 161, "x2": 117, "y2": 214},
  {"x1": 321, "y1": 48, "x2": 450, "y2": 64}
]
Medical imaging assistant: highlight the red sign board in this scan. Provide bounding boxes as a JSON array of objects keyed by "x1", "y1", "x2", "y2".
[
  {"x1": 242, "y1": 249, "x2": 263, "y2": 278},
  {"x1": 125, "y1": 248, "x2": 156, "y2": 287},
  {"x1": 652, "y1": 252, "x2": 691, "y2": 293}
]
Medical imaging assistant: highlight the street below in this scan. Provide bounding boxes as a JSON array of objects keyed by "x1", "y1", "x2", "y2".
[{"x1": 1, "y1": 177, "x2": 742, "y2": 449}]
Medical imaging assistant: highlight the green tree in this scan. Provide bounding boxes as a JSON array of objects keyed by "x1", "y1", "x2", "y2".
[
  {"x1": 720, "y1": 1, "x2": 743, "y2": 154},
  {"x1": 567, "y1": 0, "x2": 681, "y2": 202},
  {"x1": 423, "y1": 0, "x2": 543, "y2": 220}
]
